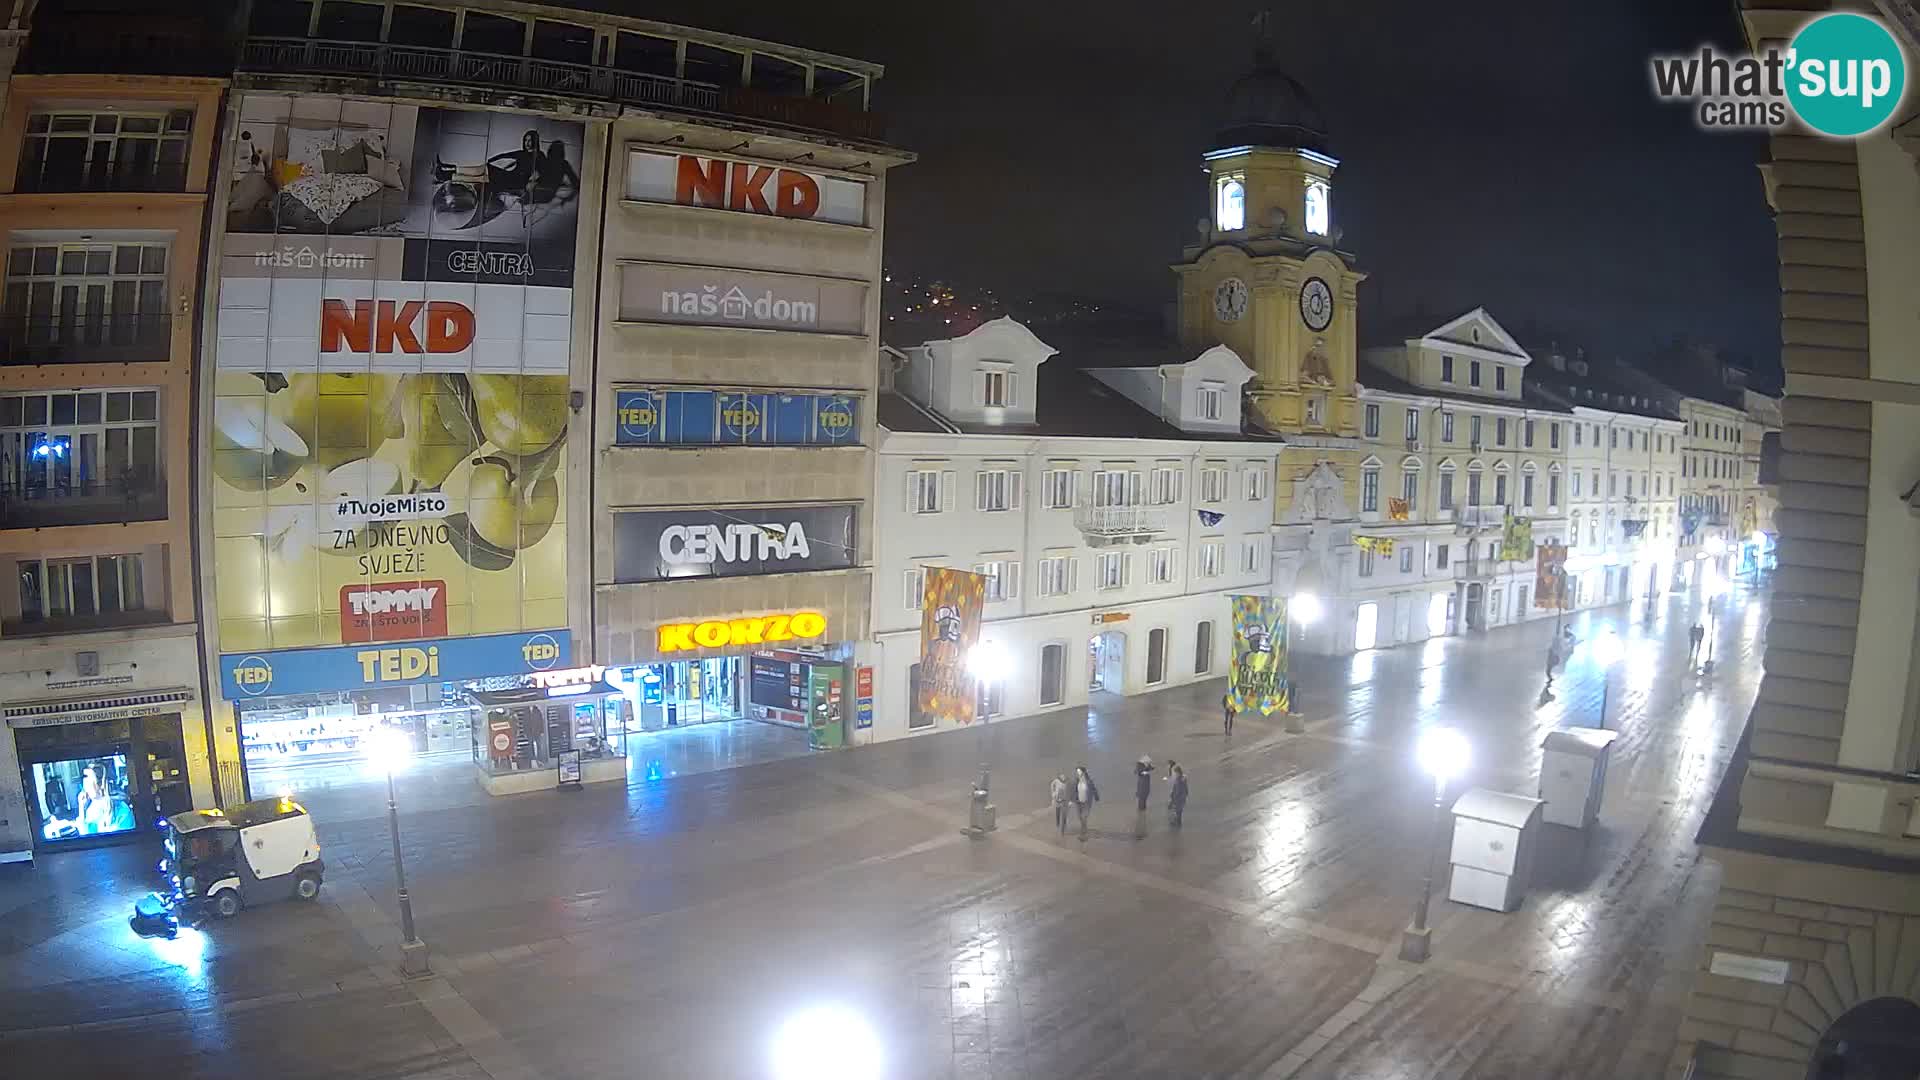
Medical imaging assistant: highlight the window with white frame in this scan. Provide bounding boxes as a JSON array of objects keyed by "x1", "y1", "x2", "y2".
[
  {"x1": 981, "y1": 367, "x2": 1013, "y2": 408},
  {"x1": 20, "y1": 110, "x2": 193, "y2": 192},
  {"x1": 1216, "y1": 176, "x2": 1246, "y2": 231},
  {"x1": 1521, "y1": 473, "x2": 1534, "y2": 507},
  {"x1": 1149, "y1": 465, "x2": 1183, "y2": 505},
  {"x1": 1361, "y1": 467, "x2": 1379, "y2": 512},
  {"x1": 1495, "y1": 417, "x2": 1508, "y2": 446},
  {"x1": 1148, "y1": 546, "x2": 1178, "y2": 584},
  {"x1": 1467, "y1": 468, "x2": 1483, "y2": 505},
  {"x1": 1435, "y1": 543, "x2": 1450, "y2": 569},
  {"x1": 1441, "y1": 355, "x2": 1455, "y2": 383},
  {"x1": 1523, "y1": 419, "x2": 1535, "y2": 447},
  {"x1": 975, "y1": 557, "x2": 1021, "y2": 602},
  {"x1": 17, "y1": 551, "x2": 146, "y2": 623},
  {"x1": 1574, "y1": 423, "x2": 1583, "y2": 447},
  {"x1": 975, "y1": 466, "x2": 1021, "y2": 511},
  {"x1": 1097, "y1": 550, "x2": 1128, "y2": 590},
  {"x1": 1364, "y1": 403, "x2": 1380, "y2": 438},
  {"x1": 1405, "y1": 409, "x2": 1419, "y2": 442},
  {"x1": 1496, "y1": 366, "x2": 1508, "y2": 392},
  {"x1": 0, "y1": 388, "x2": 161, "y2": 500},
  {"x1": 5, "y1": 242, "x2": 171, "y2": 340},
  {"x1": 1198, "y1": 539, "x2": 1225, "y2": 578},
  {"x1": 1244, "y1": 465, "x2": 1268, "y2": 501},
  {"x1": 1305, "y1": 393, "x2": 1326, "y2": 427},
  {"x1": 1442, "y1": 412, "x2": 1455, "y2": 442},
  {"x1": 908, "y1": 468, "x2": 945, "y2": 514},
  {"x1": 1401, "y1": 469, "x2": 1419, "y2": 511},
  {"x1": 1092, "y1": 469, "x2": 1139, "y2": 507},
  {"x1": 1240, "y1": 533, "x2": 1266, "y2": 573},
  {"x1": 1357, "y1": 547, "x2": 1374, "y2": 577},
  {"x1": 1549, "y1": 473, "x2": 1560, "y2": 507},
  {"x1": 1197, "y1": 381, "x2": 1224, "y2": 421},
  {"x1": 902, "y1": 566, "x2": 929, "y2": 609},
  {"x1": 1041, "y1": 467, "x2": 1077, "y2": 509},
  {"x1": 1495, "y1": 473, "x2": 1508, "y2": 505},
  {"x1": 1400, "y1": 547, "x2": 1414, "y2": 573},
  {"x1": 1550, "y1": 423, "x2": 1561, "y2": 449},
  {"x1": 1572, "y1": 471, "x2": 1583, "y2": 498},
  {"x1": 1199, "y1": 465, "x2": 1229, "y2": 504},
  {"x1": 1036, "y1": 552, "x2": 1076, "y2": 597},
  {"x1": 1438, "y1": 469, "x2": 1455, "y2": 509},
  {"x1": 1304, "y1": 178, "x2": 1330, "y2": 235},
  {"x1": 1470, "y1": 415, "x2": 1483, "y2": 447}
]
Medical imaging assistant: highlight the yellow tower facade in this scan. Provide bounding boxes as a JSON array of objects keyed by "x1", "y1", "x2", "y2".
[{"x1": 1171, "y1": 51, "x2": 1366, "y2": 528}]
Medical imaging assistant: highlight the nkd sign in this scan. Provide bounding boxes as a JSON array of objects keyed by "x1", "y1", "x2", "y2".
[
  {"x1": 619, "y1": 263, "x2": 867, "y2": 335},
  {"x1": 627, "y1": 149, "x2": 868, "y2": 226},
  {"x1": 612, "y1": 504, "x2": 857, "y2": 583}
]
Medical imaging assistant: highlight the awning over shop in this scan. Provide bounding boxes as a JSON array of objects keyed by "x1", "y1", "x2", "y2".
[{"x1": 4, "y1": 688, "x2": 195, "y2": 729}]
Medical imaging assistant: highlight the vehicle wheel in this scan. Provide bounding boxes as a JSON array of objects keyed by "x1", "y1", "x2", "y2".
[
  {"x1": 211, "y1": 891, "x2": 241, "y2": 919},
  {"x1": 294, "y1": 873, "x2": 321, "y2": 901}
]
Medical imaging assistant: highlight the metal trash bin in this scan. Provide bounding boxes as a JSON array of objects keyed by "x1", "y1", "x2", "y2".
[
  {"x1": 1538, "y1": 726, "x2": 1620, "y2": 829},
  {"x1": 1447, "y1": 788, "x2": 1544, "y2": 913}
]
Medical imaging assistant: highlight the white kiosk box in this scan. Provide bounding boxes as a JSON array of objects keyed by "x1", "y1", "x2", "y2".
[
  {"x1": 1448, "y1": 788, "x2": 1544, "y2": 913},
  {"x1": 1539, "y1": 727, "x2": 1621, "y2": 829}
]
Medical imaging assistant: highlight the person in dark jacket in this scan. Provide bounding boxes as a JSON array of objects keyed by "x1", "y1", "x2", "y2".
[
  {"x1": 1073, "y1": 765, "x2": 1100, "y2": 839},
  {"x1": 1222, "y1": 693, "x2": 1236, "y2": 736},
  {"x1": 1167, "y1": 763, "x2": 1189, "y2": 828},
  {"x1": 1134, "y1": 756, "x2": 1153, "y2": 812}
]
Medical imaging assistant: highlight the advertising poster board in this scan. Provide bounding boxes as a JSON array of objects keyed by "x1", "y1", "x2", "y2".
[
  {"x1": 211, "y1": 94, "x2": 584, "y2": 656},
  {"x1": 1227, "y1": 595, "x2": 1289, "y2": 716},
  {"x1": 915, "y1": 567, "x2": 986, "y2": 727}
]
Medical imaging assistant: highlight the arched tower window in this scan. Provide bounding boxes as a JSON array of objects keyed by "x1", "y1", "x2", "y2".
[{"x1": 1217, "y1": 177, "x2": 1246, "y2": 232}]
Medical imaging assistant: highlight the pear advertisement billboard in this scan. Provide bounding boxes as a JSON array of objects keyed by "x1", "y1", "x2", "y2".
[{"x1": 210, "y1": 94, "x2": 582, "y2": 659}]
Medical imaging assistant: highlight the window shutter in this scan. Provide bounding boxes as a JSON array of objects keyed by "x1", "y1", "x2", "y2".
[
  {"x1": 906, "y1": 470, "x2": 920, "y2": 511},
  {"x1": 905, "y1": 569, "x2": 922, "y2": 610},
  {"x1": 1008, "y1": 470, "x2": 1022, "y2": 510},
  {"x1": 975, "y1": 472, "x2": 989, "y2": 511},
  {"x1": 941, "y1": 470, "x2": 956, "y2": 512},
  {"x1": 1005, "y1": 561, "x2": 1021, "y2": 599},
  {"x1": 1128, "y1": 471, "x2": 1142, "y2": 505},
  {"x1": 1067, "y1": 557, "x2": 1079, "y2": 594},
  {"x1": 1006, "y1": 372, "x2": 1018, "y2": 408},
  {"x1": 1121, "y1": 553, "x2": 1133, "y2": 586}
]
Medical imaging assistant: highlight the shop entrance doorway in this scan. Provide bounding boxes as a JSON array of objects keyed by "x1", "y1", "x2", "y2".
[
  {"x1": 618, "y1": 657, "x2": 743, "y2": 732},
  {"x1": 1089, "y1": 632, "x2": 1126, "y2": 694},
  {"x1": 16, "y1": 714, "x2": 189, "y2": 847}
]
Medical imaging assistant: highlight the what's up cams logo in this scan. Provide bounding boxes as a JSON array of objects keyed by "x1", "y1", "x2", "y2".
[{"x1": 1652, "y1": 12, "x2": 1907, "y2": 137}]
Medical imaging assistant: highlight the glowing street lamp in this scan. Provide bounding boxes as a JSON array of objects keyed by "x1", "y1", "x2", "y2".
[
  {"x1": 772, "y1": 1004, "x2": 883, "y2": 1080},
  {"x1": 1700, "y1": 571, "x2": 1728, "y2": 676},
  {"x1": 965, "y1": 640, "x2": 1011, "y2": 835},
  {"x1": 1400, "y1": 726, "x2": 1470, "y2": 963},
  {"x1": 1292, "y1": 592, "x2": 1324, "y2": 624},
  {"x1": 1593, "y1": 628, "x2": 1625, "y2": 729},
  {"x1": 365, "y1": 726, "x2": 428, "y2": 975}
]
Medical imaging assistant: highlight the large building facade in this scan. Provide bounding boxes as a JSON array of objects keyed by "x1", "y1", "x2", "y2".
[
  {"x1": 190, "y1": 0, "x2": 902, "y2": 799},
  {"x1": 1668, "y1": 4, "x2": 1920, "y2": 1077},
  {"x1": 0, "y1": 5, "x2": 229, "y2": 861}
]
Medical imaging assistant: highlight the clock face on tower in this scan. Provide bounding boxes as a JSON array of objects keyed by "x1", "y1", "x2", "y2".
[
  {"x1": 1212, "y1": 277, "x2": 1248, "y2": 323},
  {"x1": 1299, "y1": 276, "x2": 1334, "y2": 332}
]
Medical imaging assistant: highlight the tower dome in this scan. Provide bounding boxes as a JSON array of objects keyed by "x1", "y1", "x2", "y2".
[{"x1": 1214, "y1": 41, "x2": 1329, "y2": 154}]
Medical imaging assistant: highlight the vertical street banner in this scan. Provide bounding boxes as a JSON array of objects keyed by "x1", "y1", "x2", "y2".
[
  {"x1": 1499, "y1": 513, "x2": 1535, "y2": 561},
  {"x1": 1227, "y1": 594, "x2": 1289, "y2": 716},
  {"x1": 211, "y1": 94, "x2": 584, "y2": 654},
  {"x1": 1536, "y1": 542, "x2": 1569, "y2": 609},
  {"x1": 916, "y1": 567, "x2": 986, "y2": 726}
]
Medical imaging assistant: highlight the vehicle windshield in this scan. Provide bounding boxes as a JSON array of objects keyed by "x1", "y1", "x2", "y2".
[{"x1": 177, "y1": 828, "x2": 239, "y2": 876}]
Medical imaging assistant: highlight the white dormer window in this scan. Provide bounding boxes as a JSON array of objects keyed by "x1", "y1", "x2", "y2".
[
  {"x1": 1216, "y1": 177, "x2": 1245, "y2": 232},
  {"x1": 1304, "y1": 179, "x2": 1330, "y2": 236},
  {"x1": 981, "y1": 367, "x2": 1013, "y2": 408},
  {"x1": 1197, "y1": 381, "x2": 1224, "y2": 421}
]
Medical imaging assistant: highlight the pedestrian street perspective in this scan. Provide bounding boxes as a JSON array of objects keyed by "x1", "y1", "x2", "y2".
[{"x1": 1, "y1": 1, "x2": 1918, "y2": 1078}]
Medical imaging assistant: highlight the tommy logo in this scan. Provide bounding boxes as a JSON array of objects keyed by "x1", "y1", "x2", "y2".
[
  {"x1": 340, "y1": 581, "x2": 449, "y2": 642},
  {"x1": 321, "y1": 299, "x2": 476, "y2": 354}
]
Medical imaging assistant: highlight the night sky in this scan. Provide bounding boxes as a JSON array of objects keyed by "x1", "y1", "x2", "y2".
[{"x1": 625, "y1": 0, "x2": 1780, "y2": 375}]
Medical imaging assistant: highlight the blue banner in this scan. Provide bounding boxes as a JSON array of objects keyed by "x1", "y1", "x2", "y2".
[
  {"x1": 220, "y1": 630, "x2": 571, "y2": 700},
  {"x1": 614, "y1": 388, "x2": 858, "y2": 447}
]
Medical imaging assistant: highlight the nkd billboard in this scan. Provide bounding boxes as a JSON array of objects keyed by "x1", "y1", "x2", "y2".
[{"x1": 211, "y1": 94, "x2": 584, "y2": 657}]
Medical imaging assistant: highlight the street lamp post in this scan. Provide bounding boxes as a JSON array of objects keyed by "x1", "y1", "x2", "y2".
[
  {"x1": 370, "y1": 730, "x2": 430, "y2": 976},
  {"x1": 1400, "y1": 727, "x2": 1469, "y2": 964},
  {"x1": 1593, "y1": 628, "x2": 1624, "y2": 729},
  {"x1": 1700, "y1": 571, "x2": 1727, "y2": 677},
  {"x1": 965, "y1": 640, "x2": 1010, "y2": 836}
]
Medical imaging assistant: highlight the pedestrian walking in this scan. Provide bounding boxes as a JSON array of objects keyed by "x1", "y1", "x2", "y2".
[
  {"x1": 1134, "y1": 756, "x2": 1153, "y2": 812},
  {"x1": 1545, "y1": 637, "x2": 1561, "y2": 688},
  {"x1": 1166, "y1": 763, "x2": 1188, "y2": 828},
  {"x1": 1222, "y1": 693, "x2": 1236, "y2": 736},
  {"x1": 1050, "y1": 773, "x2": 1070, "y2": 835},
  {"x1": 1073, "y1": 765, "x2": 1100, "y2": 839},
  {"x1": 1689, "y1": 622, "x2": 1705, "y2": 661}
]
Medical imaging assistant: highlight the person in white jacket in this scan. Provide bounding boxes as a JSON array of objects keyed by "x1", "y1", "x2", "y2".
[{"x1": 1049, "y1": 774, "x2": 1070, "y2": 835}]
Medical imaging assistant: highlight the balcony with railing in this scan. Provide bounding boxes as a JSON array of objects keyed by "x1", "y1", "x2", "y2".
[
  {"x1": 14, "y1": 160, "x2": 190, "y2": 195},
  {"x1": 1073, "y1": 503, "x2": 1170, "y2": 544},
  {"x1": 0, "y1": 315, "x2": 173, "y2": 366},
  {"x1": 1451, "y1": 505, "x2": 1506, "y2": 531},
  {"x1": 237, "y1": 36, "x2": 887, "y2": 144},
  {"x1": 0, "y1": 476, "x2": 167, "y2": 530}
]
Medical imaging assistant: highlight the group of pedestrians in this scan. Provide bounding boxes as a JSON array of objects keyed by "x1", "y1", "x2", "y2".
[{"x1": 1050, "y1": 758, "x2": 1188, "y2": 839}]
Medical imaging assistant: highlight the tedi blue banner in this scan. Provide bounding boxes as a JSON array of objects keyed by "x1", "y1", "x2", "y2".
[{"x1": 220, "y1": 630, "x2": 570, "y2": 700}]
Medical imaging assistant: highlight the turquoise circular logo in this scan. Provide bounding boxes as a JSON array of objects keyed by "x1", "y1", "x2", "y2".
[{"x1": 1786, "y1": 13, "x2": 1907, "y2": 137}]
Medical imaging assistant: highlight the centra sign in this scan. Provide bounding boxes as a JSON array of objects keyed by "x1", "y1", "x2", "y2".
[{"x1": 658, "y1": 611, "x2": 827, "y2": 653}]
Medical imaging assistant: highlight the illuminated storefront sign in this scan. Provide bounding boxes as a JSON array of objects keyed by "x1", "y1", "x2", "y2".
[
  {"x1": 617, "y1": 263, "x2": 867, "y2": 335},
  {"x1": 614, "y1": 388, "x2": 858, "y2": 447},
  {"x1": 528, "y1": 665, "x2": 606, "y2": 689},
  {"x1": 613, "y1": 504, "x2": 856, "y2": 583},
  {"x1": 657, "y1": 611, "x2": 827, "y2": 652},
  {"x1": 219, "y1": 630, "x2": 569, "y2": 699},
  {"x1": 626, "y1": 149, "x2": 869, "y2": 226}
]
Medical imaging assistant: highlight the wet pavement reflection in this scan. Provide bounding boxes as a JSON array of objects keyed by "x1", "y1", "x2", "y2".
[{"x1": 0, "y1": 584, "x2": 1765, "y2": 1079}]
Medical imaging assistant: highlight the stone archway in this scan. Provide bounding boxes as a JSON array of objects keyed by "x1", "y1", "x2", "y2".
[{"x1": 1806, "y1": 997, "x2": 1920, "y2": 1079}]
